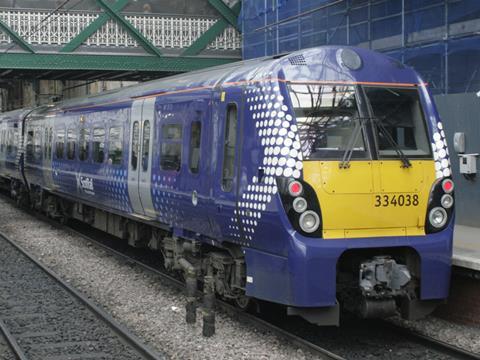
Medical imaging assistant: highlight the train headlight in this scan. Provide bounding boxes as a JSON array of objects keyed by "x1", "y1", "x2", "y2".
[
  {"x1": 441, "y1": 194, "x2": 454, "y2": 209},
  {"x1": 293, "y1": 197, "x2": 308, "y2": 213},
  {"x1": 299, "y1": 211, "x2": 320, "y2": 233},
  {"x1": 429, "y1": 207, "x2": 448, "y2": 229}
]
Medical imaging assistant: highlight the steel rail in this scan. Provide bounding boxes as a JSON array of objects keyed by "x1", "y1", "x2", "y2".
[
  {"x1": 58, "y1": 220, "x2": 480, "y2": 360},
  {"x1": 377, "y1": 320, "x2": 480, "y2": 360},
  {"x1": 1, "y1": 192, "x2": 479, "y2": 360},
  {"x1": 0, "y1": 230, "x2": 164, "y2": 360}
]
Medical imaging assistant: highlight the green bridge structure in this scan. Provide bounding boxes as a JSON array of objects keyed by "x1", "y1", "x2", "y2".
[{"x1": 0, "y1": 0, "x2": 242, "y2": 82}]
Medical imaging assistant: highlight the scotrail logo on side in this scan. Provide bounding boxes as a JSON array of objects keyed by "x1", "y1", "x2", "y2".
[{"x1": 79, "y1": 176, "x2": 95, "y2": 195}]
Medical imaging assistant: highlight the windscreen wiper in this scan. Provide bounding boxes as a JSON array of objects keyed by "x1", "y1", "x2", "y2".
[
  {"x1": 339, "y1": 117, "x2": 365, "y2": 169},
  {"x1": 372, "y1": 117, "x2": 412, "y2": 168}
]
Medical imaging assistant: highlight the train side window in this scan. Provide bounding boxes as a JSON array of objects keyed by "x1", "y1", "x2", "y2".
[
  {"x1": 189, "y1": 121, "x2": 202, "y2": 174},
  {"x1": 34, "y1": 129, "x2": 42, "y2": 161},
  {"x1": 160, "y1": 124, "x2": 182, "y2": 171},
  {"x1": 221, "y1": 104, "x2": 237, "y2": 191},
  {"x1": 43, "y1": 128, "x2": 48, "y2": 157},
  {"x1": 131, "y1": 121, "x2": 139, "y2": 170},
  {"x1": 108, "y1": 126, "x2": 123, "y2": 165},
  {"x1": 26, "y1": 129, "x2": 34, "y2": 161},
  {"x1": 48, "y1": 128, "x2": 53, "y2": 159},
  {"x1": 7, "y1": 130, "x2": 12, "y2": 155},
  {"x1": 93, "y1": 127, "x2": 106, "y2": 163},
  {"x1": 0, "y1": 130, "x2": 4, "y2": 153},
  {"x1": 142, "y1": 120, "x2": 150, "y2": 172},
  {"x1": 55, "y1": 128, "x2": 65, "y2": 159},
  {"x1": 79, "y1": 127, "x2": 90, "y2": 161},
  {"x1": 67, "y1": 129, "x2": 76, "y2": 160}
]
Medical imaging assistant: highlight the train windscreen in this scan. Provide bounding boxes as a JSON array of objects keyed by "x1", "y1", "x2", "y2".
[
  {"x1": 363, "y1": 87, "x2": 432, "y2": 159},
  {"x1": 288, "y1": 84, "x2": 368, "y2": 160}
]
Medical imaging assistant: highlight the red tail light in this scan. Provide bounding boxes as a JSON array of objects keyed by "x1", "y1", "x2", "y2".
[
  {"x1": 288, "y1": 181, "x2": 303, "y2": 197},
  {"x1": 441, "y1": 179, "x2": 454, "y2": 193}
]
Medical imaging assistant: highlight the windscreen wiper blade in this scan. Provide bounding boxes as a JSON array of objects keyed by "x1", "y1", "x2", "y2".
[
  {"x1": 373, "y1": 117, "x2": 412, "y2": 168},
  {"x1": 339, "y1": 117, "x2": 365, "y2": 169}
]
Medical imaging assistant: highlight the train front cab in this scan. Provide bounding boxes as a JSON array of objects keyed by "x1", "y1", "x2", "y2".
[{"x1": 274, "y1": 81, "x2": 454, "y2": 325}]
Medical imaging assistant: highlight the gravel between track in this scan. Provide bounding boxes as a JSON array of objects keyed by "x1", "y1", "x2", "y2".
[
  {"x1": 0, "y1": 331, "x2": 16, "y2": 360},
  {"x1": 0, "y1": 198, "x2": 311, "y2": 360},
  {"x1": 0, "y1": 197, "x2": 479, "y2": 358}
]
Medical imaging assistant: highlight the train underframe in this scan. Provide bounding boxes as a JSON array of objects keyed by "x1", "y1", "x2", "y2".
[{"x1": 2, "y1": 179, "x2": 441, "y2": 325}]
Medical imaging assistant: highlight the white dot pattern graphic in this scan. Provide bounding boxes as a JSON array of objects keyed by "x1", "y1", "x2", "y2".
[
  {"x1": 152, "y1": 174, "x2": 184, "y2": 226},
  {"x1": 431, "y1": 121, "x2": 451, "y2": 179},
  {"x1": 228, "y1": 81, "x2": 303, "y2": 244},
  {"x1": 105, "y1": 167, "x2": 131, "y2": 212}
]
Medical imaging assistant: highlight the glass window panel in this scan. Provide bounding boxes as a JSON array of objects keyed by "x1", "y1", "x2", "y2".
[
  {"x1": 222, "y1": 105, "x2": 237, "y2": 191},
  {"x1": 67, "y1": 129, "x2": 76, "y2": 160},
  {"x1": 108, "y1": 126, "x2": 123, "y2": 165},
  {"x1": 189, "y1": 121, "x2": 202, "y2": 174},
  {"x1": 93, "y1": 127, "x2": 105, "y2": 163}
]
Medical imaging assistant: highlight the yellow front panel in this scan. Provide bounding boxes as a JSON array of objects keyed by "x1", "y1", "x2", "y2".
[{"x1": 303, "y1": 160, "x2": 436, "y2": 239}]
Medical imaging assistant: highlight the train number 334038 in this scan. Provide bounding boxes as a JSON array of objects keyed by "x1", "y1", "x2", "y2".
[{"x1": 374, "y1": 194, "x2": 419, "y2": 207}]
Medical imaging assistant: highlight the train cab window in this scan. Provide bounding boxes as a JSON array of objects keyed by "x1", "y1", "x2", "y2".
[
  {"x1": 93, "y1": 127, "x2": 106, "y2": 163},
  {"x1": 289, "y1": 84, "x2": 366, "y2": 160},
  {"x1": 55, "y1": 129, "x2": 65, "y2": 159},
  {"x1": 189, "y1": 121, "x2": 202, "y2": 174},
  {"x1": 79, "y1": 128, "x2": 90, "y2": 161},
  {"x1": 222, "y1": 104, "x2": 237, "y2": 191},
  {"x1": 363, "y1": 87, "x2": 431, "y2": 158},
  {"x1": 108, "y1": 126, "x2": 123, "y2": 165},
  {"x1": 142, "y1": 120, "x2": 150, "y2": 172},
  {"x1": 67, "y1": 129, "x2": 76, "y2": 160},
  {"x1": 131, "y1": 121, "x2": 139, "y2": 170},
  {"x1": 160, "y1": 124, "x2": 182, "y2": 171}
]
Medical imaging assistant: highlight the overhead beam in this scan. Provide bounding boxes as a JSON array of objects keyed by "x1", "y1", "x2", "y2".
[
  {"x1": 0, "y1": 19, "x2": 35, "y2": 53},
  {"x1": 0, "y1": 53, "x2": 237, "y2": 73},
  {"x1": 61, "y1": 0, "x2": 129, "y2": 53},
  {"x1": 208, "y1": 0, "x2": 240, "y2": 31},
  {"x1": 182, "y1": 1, "x2": 241, "y2": 57},
  {"x1": 96, "y1": 0, "x2": 163, "y2": 57}
]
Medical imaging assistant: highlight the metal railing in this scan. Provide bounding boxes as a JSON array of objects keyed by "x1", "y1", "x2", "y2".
[{"x1": 0, "y1": 9, "x2": 241, "y2": 50}]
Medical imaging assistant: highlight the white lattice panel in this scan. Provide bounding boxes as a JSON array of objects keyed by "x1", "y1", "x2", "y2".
[{"x1": 0, "y1": 10, "x2": 241, "y2": 51}]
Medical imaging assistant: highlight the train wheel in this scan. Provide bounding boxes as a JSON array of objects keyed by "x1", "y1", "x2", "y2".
[{"x1": 234, "y1": 294, "x2": 254, "y2": 311}]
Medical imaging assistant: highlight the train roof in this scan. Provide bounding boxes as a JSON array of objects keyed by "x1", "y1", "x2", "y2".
[{"x1": 0, "y1": 46, "x2": 423, "y2": 118}]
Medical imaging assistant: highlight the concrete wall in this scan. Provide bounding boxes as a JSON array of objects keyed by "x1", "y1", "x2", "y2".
[{"x1": 435, "y1": 93, "x2": 480, "y2": 227}]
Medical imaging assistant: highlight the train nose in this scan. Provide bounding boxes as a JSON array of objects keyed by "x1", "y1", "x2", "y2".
[{"x1": 302, "y1": 160, "x2": 436, "y2": 239}]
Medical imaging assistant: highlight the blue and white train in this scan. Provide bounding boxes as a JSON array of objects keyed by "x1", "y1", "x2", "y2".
[{"x1": 0, "y1": 46, "x2": 455, "y2": 325}]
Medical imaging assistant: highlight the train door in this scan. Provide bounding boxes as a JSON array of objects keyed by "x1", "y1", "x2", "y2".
[
  {"x1": 128, "y1": 98, "x2": 156, "y2": 217},
  {"x1": 213, "y1": 88, "x2": 244, "y2": 240},
  {"x1": 42, "y1": 118, "x2": 55, "y2": 190}
]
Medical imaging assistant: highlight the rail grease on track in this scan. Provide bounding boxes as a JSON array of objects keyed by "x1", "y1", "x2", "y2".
[{"x1": 0, "y1": 231, "x2": 163, "y2": 360}]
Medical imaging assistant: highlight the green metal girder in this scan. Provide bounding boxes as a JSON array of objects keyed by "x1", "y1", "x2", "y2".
[
  {"x1": 0, "y1": 19, "x2": 35, "y2": 53},
  {"x1": 208, "y1": 0, "x2": 241, "y2": 31},
  {"x1": 96, "y1": 0, "x2": 163, "y2": 57},
  {"x1": 0, "y1": 53, "x2": 236, "y2": 72},
  {"x1": 182, "y1": 1, "x2": 241, "y2": 57},
  {"x1": 61, "y1": 0, "x2": 128, "y2": 53}
]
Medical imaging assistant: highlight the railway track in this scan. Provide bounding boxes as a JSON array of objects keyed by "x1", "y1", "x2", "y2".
[
  {"x1": 54, "y1": 218, "x2": 480, "y2": 360},
  {"x1": 1, "y1": 192, "x2": 479, "y2": 360},
  {"x1": 0, "y1": 231, "x2": 163, "y2": 360}
]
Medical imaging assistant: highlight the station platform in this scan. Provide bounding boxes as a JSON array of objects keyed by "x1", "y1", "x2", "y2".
[{"x1": 452, "y1": 225, "x2": 480, "y2": 272}]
